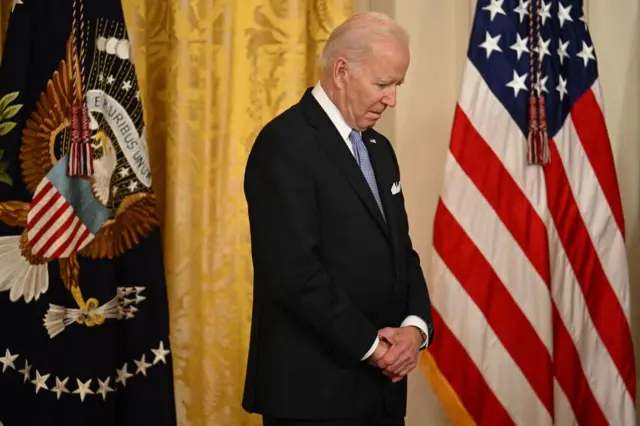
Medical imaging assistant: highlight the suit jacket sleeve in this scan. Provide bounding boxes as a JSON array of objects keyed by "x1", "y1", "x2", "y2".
[
  {"x1": 244, "y1": 125, "x2": 379, "y2": 363},
  {"x1": 386, "y1": 136, "x2": 435, "y2": 347},
  {"x1": 403, "y1": 225, "x2": 435, "y2": 348}
]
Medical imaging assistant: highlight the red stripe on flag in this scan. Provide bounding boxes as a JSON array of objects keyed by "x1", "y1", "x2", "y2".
[
  {"x1": 37, "y1": 211, "x2": 77, "y2": 257},
  {"x1": 545, "y1": 140, "x2": 635, "y2": 397},
  {"x1": 50, "y1": 218, "x2": 84, "y2": 259},
  {"x1": 433, "y1": 201, "x2": 554, "y2": 416},
  {"x1": 449, "y1": 106, "x2": 550, "y2": 282},
  {"x1": 30, "y1": 200, "x2": 69, "y2": 252},
  {"x1": 570, "y1": 90, "x2": 625, "y2": 237},
  {"x1": 31, "y1": 181, "x2": 54, "y2": 206},
  {"x1": 552, "y1": 305, "x2": 608, "y2": 425},
  {"x1": 73, "y1": 227, "x2": 92, "y2": 252},
  {"x1": 428, "y1": 307, "x2": 515, "y2": 426},
  {"x1": 28, "y1": 190, "x2": 61, "y2": 232}
]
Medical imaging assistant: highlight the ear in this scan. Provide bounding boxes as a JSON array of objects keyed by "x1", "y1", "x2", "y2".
[{"x1": 332, "y1": 56, "x2": 349, "y2": 90}]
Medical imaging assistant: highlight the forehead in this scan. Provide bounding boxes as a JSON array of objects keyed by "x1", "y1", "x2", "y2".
[{"x1": 361, "y1": 40, "x2": 409, "y2": 79}]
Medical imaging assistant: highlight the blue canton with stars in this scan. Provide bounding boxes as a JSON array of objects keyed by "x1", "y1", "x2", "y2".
[{"x1": 468, "y1": 0, "x2": 598, "y2": 139}]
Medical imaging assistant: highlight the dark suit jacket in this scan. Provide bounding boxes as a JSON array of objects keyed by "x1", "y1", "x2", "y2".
[{"x1": 242, "y1": 88, "x2": 434, "y2": 421}]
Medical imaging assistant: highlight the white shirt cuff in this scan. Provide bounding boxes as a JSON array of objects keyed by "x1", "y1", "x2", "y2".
[
  {"x1": 361, "y1": 336, "x2": 379, "y2": 361},
  {"x1": 401, "y1": 315, "x2": 429, "y2": 348}
]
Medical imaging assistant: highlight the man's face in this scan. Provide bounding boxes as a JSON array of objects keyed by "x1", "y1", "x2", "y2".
[{"x1": 338, "y1": 40, "x2": 410, "y2": 131}]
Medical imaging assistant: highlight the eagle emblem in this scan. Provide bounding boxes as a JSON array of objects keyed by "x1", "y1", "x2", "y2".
[{"x1": 0, "y1": 32, "x2": 157, "y2": 338}]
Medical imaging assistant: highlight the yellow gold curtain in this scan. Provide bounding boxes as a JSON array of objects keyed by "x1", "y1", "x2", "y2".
[{"x1": 120, "y1": 1, "x2": 353, "y2": 425}]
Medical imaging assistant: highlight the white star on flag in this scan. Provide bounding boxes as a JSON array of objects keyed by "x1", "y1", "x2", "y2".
[
  {"x1": 558, "y1": 39, "x2": 571, "y2": 65},
  {"x1": 510, "y1": 33, "x2": 529, "y2": 61},
  {"x1": 556, "y1": 75, "x2": 569, "y2": 100},
  {"x1": 482, "y1": 0, "x2": 506, "y2": 21},
  {"x1": 513, "y1": 0, "x2": 529, "y2": 23},
  {"x1": 506, "y1": 71, "x2": 528, "y2": 97},
  {"x1": 577, "y1": 41, "x2": 595, "y2": 67},
  {"x1": 538, "y1": 0, "x2": 552, "y2": 25},
  {"x1": 535, "y1": 37, "x2": 551, "y2": 61},
  {"x1": 535, "y1": 75, "x2": 549, "y2": 95},
  {"x1": 479, "y1": 31, "x2": 502, "y2": 59},
  {"x1": 558, "y1": 3, "x2": 574, "y2": 28}
]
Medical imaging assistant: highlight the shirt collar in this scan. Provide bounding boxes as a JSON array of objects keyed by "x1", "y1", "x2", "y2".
[{"x1": 311, "y1": 81, "x2": 355, "y2": 140}]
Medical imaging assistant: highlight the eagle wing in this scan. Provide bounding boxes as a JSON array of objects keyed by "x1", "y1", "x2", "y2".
[
  {"x1": 79, "y1": 192, "x2": 159, "y2": 260},
  {"x1": 0, "y1": 200, "x2": 29, "y2": 228},
  {"x1": 20, "y1": 37, "x2": 80, "y2": 194}
]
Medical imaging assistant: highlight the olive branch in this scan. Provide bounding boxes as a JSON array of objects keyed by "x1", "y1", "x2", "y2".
[{"x1": 0, "y1": 91, "x2": 23, "y2": 186}]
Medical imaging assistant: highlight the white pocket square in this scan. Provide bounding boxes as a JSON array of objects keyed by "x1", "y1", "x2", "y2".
[{"x1": 391, "y1": 181, "x2": 402, "y2": 195}]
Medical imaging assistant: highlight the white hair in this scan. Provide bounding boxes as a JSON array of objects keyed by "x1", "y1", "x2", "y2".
[{"x1": 320, "y1": 12, "x2": 409, "y2": 73}]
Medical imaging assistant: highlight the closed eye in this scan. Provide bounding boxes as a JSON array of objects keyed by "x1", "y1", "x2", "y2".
[{"x1": 376, "y1": 81, "x2": 403, "y2": 89}]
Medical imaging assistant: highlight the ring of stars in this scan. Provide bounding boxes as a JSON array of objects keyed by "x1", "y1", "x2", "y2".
[{"x1": 0, "y1": 341, "x2": 171, "y2": 402}]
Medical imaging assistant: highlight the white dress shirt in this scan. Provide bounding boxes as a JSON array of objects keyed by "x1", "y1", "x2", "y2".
[{"x1": 311, "y1": 82, "x2": 429, "y2": 360}]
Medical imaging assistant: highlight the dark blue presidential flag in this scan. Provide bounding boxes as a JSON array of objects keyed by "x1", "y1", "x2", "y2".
[{"x1": 0, "y1": 0, "x2": 177, "y2": 424}]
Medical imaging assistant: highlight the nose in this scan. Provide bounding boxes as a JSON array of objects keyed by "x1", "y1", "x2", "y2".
[{"x1": 381, "y1": 86, "x2": 397, "y2": 108}]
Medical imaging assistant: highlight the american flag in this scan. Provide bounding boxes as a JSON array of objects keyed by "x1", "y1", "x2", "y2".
[{"x1": 423, "y1": 1, "x2": 635, "y2": 425}]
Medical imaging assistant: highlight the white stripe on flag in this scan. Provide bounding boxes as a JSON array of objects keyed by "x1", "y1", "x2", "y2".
[
  {"x1": 553, "y1": 112, "x2": 630, "y2": 321},
  {"x1": 440, "y1": 152, "x2": 553, "y2": 352},
  {"x1": 31, "y1": 205, "x2": 75, "y2": 255},
  {"x1": 430, "y1": 251, "x2": 553, "y2": 426},
  {"x1": 548, "y1": 220, "x2": 634, "y2": 426},
  {"x1": 27, "y1": 196, "x2": 67, "y2": 242},
  {"x1": 28, "y1": 183, "x2": 57, "y2": 220}
]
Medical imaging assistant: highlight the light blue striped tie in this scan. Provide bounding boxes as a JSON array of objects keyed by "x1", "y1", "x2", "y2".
[{"x1": 349, "y1": 130, "x2": 385, "y2": 220}]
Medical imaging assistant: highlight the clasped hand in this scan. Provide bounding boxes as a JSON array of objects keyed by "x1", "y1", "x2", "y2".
[{"x1": 367, "y1": 326, "x2": 423, "y2": 383}]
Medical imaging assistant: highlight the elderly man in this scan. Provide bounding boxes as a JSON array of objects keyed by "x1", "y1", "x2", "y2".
[{"x1": 242, "y1": 11, "x2": 434, "y2": 426}]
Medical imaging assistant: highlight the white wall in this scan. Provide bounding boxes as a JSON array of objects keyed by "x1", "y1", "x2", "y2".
[{"x1": 355, "y1": 1, "x2": 640, "y2": 425}]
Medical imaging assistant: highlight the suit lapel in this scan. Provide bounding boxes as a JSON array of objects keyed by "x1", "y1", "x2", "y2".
[
  {"x1": 316, "y1": 127, "x2": 390, "y2": 240},
  {"x1": 300, "y1": 89, "x2": 390, "y2": 241}
]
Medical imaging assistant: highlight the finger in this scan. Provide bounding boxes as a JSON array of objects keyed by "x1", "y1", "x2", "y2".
[
  {"x1": 379, "y1": 346, "x2": 402, "y2": 369},
  {"x1": 389, "y1": 361, "x2": 416, "y2": 383},
  {"x1": 386, "y1": 357, "x2": 411, "y2": 376},
  {"x1": 391, "y1": 374, "x2": 406, "y2": 383},
  {"x1": 386, "y1": 369, "x2": 407, "y2": 383},
  {"x1": 385, "y1": 345, "x2": 413, "y2": 372},
  {"x1": 387, "y1": 350, "x2": 419, "y2": 375},
  {"x1": 378, "y1": 327, "x2": 398, "y2": 343},
  {"x1": 392, "y1": 362, "x2": 417, "y2": 382},
  {"x1": 384, "y1": 351, "x2": 410, "y2": 374}
]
